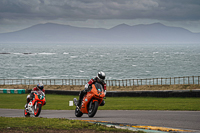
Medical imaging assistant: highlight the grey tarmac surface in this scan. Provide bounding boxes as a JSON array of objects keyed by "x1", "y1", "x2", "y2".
[{"x1": 0, "y1": 109, "x2": 200, "y2": 132}]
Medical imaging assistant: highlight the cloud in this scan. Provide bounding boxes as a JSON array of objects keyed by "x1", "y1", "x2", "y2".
[
  {"x1": 0, "y1": 0, "x2": 200, "y2": 33},
  {"x1": 0, "y1": 0, "x2": 200, "y2": 21}
]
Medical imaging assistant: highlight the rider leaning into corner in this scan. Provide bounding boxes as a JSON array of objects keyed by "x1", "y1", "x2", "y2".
[
  {"x1": 25, "y1": 83, "x2": 46, "y2": 109},
  {"x1": 77, "y1": 71, "x2": 107, "y2": 106}
]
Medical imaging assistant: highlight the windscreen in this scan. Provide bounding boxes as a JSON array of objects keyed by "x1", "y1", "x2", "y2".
[
  {"x1": 94, "y1": 82, "x2": 103, "y2": 92},
  {"x1": 33, "y1": 90, "x2": 45, "y2": 96}
]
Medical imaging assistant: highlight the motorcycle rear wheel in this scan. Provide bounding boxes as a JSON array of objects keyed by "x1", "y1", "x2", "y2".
[
  {"x1": 88, "y1": 101, "x2": 98, "y2": 117},
  {"x1": 75, "y1": 106, "x2": 83, "y2": 117},
  {"x1": 34, "y1": 103, "x2": 42, "y2": 117}
]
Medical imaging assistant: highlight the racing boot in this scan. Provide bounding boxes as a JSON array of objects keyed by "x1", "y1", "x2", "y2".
[
  {"x1": 25, "y1": 103, "x2": 28, "y2": 111},
  {"x1": 73, "y1": 98, "x2": 78, "y2": 106},
  {"x1": 75, "y1": 98, "x2": 82, "y2": 106},
  {"x1": 25, "y1": 98, "x2": 30, "y2": 110},
  {"x1": 25, "y1": 103, "x2": 28, "y2": 108}
]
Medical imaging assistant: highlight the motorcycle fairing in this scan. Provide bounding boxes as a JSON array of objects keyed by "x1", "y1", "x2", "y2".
[{"x1": 80, "y1": 84, "x2": 105, "y2": 114}]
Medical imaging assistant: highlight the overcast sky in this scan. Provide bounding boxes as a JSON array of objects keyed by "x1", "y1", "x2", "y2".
[{"x1": 0, "y1": 0, "x2": 200, "y2": 33}]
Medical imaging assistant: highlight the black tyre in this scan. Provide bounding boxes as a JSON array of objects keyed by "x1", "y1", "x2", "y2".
[
  {"x1": 75, "y1": 106, "x2": 83, "y2": 117},
  {"x1": 88, "y1": 101, "x2": 98, "y2": 117},
  {"x1": 34, "y1": 103, "x2": 42, "y2": 117}
]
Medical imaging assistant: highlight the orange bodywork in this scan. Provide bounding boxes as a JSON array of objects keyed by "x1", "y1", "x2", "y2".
[{"x1": 80, "y1": 84, "x2": 105, "y2": 114}]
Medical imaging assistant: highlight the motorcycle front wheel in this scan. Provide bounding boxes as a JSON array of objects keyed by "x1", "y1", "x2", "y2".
[
  {"x1": 88, "y1": 101, "x2": 98, "y2": 117},
  {"x1": 34, "y1": 103, "x2": 42, "y2": 117}
]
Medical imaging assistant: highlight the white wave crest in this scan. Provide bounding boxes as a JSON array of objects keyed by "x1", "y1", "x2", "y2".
[
  {"x1": 38, "y1": 53, "x2": 56, "y2": 55},
  {"x1": 70, "y1": 56, "x2": 78, "y2": 58}
]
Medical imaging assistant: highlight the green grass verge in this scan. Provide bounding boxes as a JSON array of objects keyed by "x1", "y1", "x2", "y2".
[
  {"x1": 0, "y1": 117, "x2": 144, "y2": 133},
  {"x1": 0, "y1": 94, "x2": 200, "y2": 110}
]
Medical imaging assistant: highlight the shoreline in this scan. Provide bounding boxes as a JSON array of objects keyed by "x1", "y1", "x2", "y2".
[{"x1": 0, "y1": 84, "x2": 199, "y2": 92}]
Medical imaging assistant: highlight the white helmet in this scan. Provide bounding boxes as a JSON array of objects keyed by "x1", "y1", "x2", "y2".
[{"x1": 97, "y1": 71, "x2": 106, "y2": 82}]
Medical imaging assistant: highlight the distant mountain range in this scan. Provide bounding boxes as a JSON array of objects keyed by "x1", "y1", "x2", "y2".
[{"x1": 0, "y1": 23, "x2": 200, "y2": 43}]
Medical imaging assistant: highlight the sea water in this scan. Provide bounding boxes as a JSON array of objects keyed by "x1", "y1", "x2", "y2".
[{"x1": 0, "y1": 43, "x2": 200, "y2": 80}]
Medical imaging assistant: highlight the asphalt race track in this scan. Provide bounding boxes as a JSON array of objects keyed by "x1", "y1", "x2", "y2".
[{"x1": 0, "y1": 109, "x2": 200, "y2": 132}]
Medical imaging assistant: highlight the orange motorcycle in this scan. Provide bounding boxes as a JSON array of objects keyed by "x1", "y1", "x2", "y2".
[
  {"x1": 24, "y1": 90, "x2": 46, "y2": 117},
  {"x1": 74, "y1": 82, "x2": 105, "y2": 117}
]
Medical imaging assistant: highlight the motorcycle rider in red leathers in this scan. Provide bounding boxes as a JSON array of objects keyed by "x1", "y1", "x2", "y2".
[
  {"x1": 25, "y1": 83, "x2": 46, "y2": 109},
  {"x1": 76, "y1": 71, "x2": 106, "y2": 106}
]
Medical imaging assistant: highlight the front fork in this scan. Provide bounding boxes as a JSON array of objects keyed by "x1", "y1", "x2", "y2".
[
  {"x1": 89, "y1": 99, "x2": 98, "y2": 110},
  {"x1": 34, "y1": 101, "x2": 37, "y2": 110}
]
